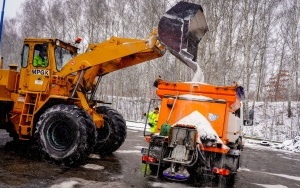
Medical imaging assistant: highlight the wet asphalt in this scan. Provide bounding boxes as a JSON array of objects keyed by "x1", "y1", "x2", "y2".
[{"x1": 0, "y1": 129, "x2": 299, "y2": 188}]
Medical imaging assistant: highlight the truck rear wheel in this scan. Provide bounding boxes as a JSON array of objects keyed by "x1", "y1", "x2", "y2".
[
  {"x1": 215, "y1": 155, "x2": 239, "y2": 187},
  {"x1": 95, "y1": 106, "x2": 127, "y2": 155},
  {"x1": 216, "y1": 174, "x2": 236, "y2": 187},
  {"x1": 35, "y1": 104, "x2": 96, "y2": 166}
]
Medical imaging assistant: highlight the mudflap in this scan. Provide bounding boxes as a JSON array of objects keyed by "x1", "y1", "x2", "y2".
[{"x1": 158, "y1": 1, "x2": 208, "y2": 63}]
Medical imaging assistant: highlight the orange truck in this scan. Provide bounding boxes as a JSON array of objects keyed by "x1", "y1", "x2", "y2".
[
  {"x1": 141, "y1": 3, "x2": 249, "y2": 184},
  {"x1": 142, "y1": 79, "x2": 247, "y2": 185}
]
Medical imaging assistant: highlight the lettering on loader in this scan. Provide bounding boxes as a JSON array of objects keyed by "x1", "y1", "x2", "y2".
[{"x1": 31, "y1": 69, "x2": 49, "y2": 76}]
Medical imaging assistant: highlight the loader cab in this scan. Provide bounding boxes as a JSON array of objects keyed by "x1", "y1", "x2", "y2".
[
  {"x1": 19, "y1": 38, "x2": 78, "y2": 93},
  {"x1": 20, "y1": 39, "x2": 77, "y2": 71}
]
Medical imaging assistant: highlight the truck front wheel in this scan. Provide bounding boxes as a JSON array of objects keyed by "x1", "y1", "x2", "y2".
[{"x1": 35, "y1": 104, "x2": 96, "y2": 166}]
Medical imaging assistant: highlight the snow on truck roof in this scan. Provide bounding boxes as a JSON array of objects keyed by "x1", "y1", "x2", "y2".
[{"x1": 178, "y1": 94, "x2": 226, "y2": 102}]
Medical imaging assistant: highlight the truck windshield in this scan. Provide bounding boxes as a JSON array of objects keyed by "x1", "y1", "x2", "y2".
[{"x1": 55, "y1": 46, "x2": 74, "y2": 71}]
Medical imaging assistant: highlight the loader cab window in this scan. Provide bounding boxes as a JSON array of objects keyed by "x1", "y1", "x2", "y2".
[
  {"x1": 55, "y1": 46, "x2": 74, "y2": 71},
  {"x1": 33, "y1": 44, "x2": 48, "y2": 67},
  {"x1": 21, "y1": 44, "x2": 29, "y2": 68}
]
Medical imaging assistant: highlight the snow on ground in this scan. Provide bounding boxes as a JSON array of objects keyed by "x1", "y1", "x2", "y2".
[
  {"x1": 50, "y1": 178, "x2": 127, "y2": 188},
  {"x1": 50, "y1": 180, "x2": 79, "y2": 188},
  {"x1": 245, "y1": 138, "x2": 300, "y2": 153},
  {"x1": 279, "y1": 136, "x2": 300, "y2": 153},
  {"x1": 126, "y1": 121, "x2": 300, "y2": 153},
  {"x1": 81, "y1": 164, "x2": 105, "y2": 170},
  {"x1": 126, "y1": 121, "x2": 149, "y2": 132},
  {"x1": 253, "y1": 184, "x2": 288, "y2": 188},
  {"x1": 243, "y1": 101, "x2": 300, "y2": 142},
  {"x1": 239, "y1": 167, "x2": 300, "y2": 187},
  {"x1": 115, "y1": 150, "x2": 141, "y2": 154}
]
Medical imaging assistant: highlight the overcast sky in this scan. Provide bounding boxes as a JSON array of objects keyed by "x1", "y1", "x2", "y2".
[{"x1": 0, "y1": 0, "x2": 24, "y2": 19}]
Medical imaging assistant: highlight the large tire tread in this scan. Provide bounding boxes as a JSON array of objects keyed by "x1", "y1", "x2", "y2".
[
  {"x1": 95, "y1": 106, "x2": 127, "y2": 155},
  {"x1": 34, "y1": 104, "x2": 96, "y2": 166}
]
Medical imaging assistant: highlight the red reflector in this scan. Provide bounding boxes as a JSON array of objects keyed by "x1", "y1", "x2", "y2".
[
  {"x1": 51, "y1": 75, "x2": 58, "y2": 83},
  {"x1": 163, "y1": 137, "x2": 169, "y2": 142},
  {"x1": 142, "y1": 156, "x2": 148, "y2": 163},
  {"x1": 212, "y1": 167, "x2": 230, "y2": 176},
  {"x1": 148, "y1": 156, "x2": 157, "y2": 163},
  {"x1": 142, "y1": 156, "x2": 158, "y2": 163}
]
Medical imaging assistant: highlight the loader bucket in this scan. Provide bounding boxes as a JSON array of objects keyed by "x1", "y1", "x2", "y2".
[{"x1": 158, "y1": 1, "x2": 208, "y2": 68}]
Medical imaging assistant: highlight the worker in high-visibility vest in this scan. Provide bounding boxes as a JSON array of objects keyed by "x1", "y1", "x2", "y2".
[{"x1": 144, "y1": 107, "x2": 159, "y2": 134}]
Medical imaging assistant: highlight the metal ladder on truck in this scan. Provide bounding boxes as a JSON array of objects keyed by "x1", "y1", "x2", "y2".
[{"x1": 143, "y1": 135, "x2": 166, "y2": 179}]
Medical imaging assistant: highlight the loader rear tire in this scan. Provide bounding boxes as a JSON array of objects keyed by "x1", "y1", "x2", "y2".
[
  {"x1": 35, "y1": 104, "x2": 96, "y2": 166},
  {"x1": 5, "y1": 121, "x2": 19, "y2": 141},
  {"x1": 95, "y1": 106, "x2": 127, "y2": 155}
]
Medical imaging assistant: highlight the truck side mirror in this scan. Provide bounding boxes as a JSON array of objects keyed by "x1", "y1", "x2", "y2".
[
  {"x1": 243, "y1": 119, "x2": 253, "y2": 126},
  {"x1": 249, "y1": 109, "x2": 254, "y2": 120},
  {"x1": 243, "y1": 109, "x2": 254, "y2": 126}
]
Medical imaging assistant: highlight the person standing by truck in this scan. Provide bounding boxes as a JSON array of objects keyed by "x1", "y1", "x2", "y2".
[{"x1": 144, "y1": 107, "x2": 159, "y2": 134}]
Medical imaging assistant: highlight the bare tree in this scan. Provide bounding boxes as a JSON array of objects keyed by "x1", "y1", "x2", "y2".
[
  {"x1": 83, "y1": 0, "x2": 108, "y2": 43},
  {"x1": 282, "y1": 0, "x2": 300, "y2": 101},
  {"x1": 63, "y1": 0, "x2": 84, "y2": 42},
  {"x1": 19, "y1": 0, "x2": 47, "y2": 38},
  {"x1": 43, "y1": 1, "x2": 66, "y2": 39},
  {"x1": 2, "y1": 19, "x2": 23, "y2": 67}
]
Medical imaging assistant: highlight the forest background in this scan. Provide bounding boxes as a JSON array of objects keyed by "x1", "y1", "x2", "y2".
[{"x1": 1, "y1": 0, "x2": 299, "y2": 141}]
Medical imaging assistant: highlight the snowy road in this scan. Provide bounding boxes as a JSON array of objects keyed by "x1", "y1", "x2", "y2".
[
  {"x1": 0, "y1": 126, "x2": 299, "y2": 188},
  {"x1": 237, "y1": 143, "x2": 300, "y2": 188}
]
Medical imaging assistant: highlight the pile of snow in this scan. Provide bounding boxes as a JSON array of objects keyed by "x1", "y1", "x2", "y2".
[
  {"x1": 245, "y1": 138, "x2": 300, "y2": 153},
  {"x1": 277, "y1": 136, "x2": 300, "y2": 153},
  {"x1": 173, "y1": 111, "x2": 221, "y2": 143},
  {"x1": 81, "y1": 164, "x2": 105, "y2": 170}
]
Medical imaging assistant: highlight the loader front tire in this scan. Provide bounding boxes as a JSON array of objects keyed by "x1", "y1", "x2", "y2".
[
  {"x1": 35, "y1": 104, "x2": 96, "y2": 166},
  {"x1": 95, "y1": 106, "x2": 127, "y2": 155}
]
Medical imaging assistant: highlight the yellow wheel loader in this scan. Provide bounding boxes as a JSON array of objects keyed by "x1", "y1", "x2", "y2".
[{"x1": 0, "y1": 1, "x2": 208, "y2": 166}]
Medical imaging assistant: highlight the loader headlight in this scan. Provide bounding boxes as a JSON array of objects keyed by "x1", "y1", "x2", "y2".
[{"x1": 55, "y1": 40, "x2": 60, "y2": 46}]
